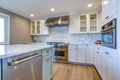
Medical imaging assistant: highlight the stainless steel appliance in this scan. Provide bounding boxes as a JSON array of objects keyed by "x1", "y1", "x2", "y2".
[
  {"x1": 47, "y1": 42, "x2": 68, "y2": 63},
  {"x1": 101, "y1": 19, "x2": 116, "y2": 49},
  {"x1": 2, "y1": 51, "x2": 42, "y2": 80}
]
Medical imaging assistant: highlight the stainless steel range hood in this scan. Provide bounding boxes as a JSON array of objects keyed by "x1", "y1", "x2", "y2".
[{"x1": 45, "y1": 16, "x2": 69, "y2": 27}]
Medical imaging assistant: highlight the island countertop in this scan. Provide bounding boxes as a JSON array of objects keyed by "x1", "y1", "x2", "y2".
[{"x1": 0, "y1": 44, "x2": 53, "y2": 59}]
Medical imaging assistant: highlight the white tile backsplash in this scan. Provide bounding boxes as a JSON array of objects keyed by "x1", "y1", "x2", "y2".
[{"x1": 35, "y1": 26, "x2": 101, "y2": 44}]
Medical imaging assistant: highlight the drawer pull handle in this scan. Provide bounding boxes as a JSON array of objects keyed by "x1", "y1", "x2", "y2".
[{"x1": 96, "y1": 52, "x2": 99, "y2": 54}]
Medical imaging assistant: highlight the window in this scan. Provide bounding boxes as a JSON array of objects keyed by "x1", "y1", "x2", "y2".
[{"x1": 0, "y1": 13, "x2": 10, "y2": 44}]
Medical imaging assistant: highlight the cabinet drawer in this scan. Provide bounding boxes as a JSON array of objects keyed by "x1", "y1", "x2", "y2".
[{"x1": 42, "y1": 48, "x2": 52, "y2": 56}]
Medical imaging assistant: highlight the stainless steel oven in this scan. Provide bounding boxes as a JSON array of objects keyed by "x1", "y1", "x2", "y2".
[
  {"x1": 47, "y1": 42, "x2": 68, "y2": 63},
  {"x1": 101, "y1": 19, "x2": 116, "y2": 49},
  {"x1": 54, "y1": 48, "x2": 68, "y2": 62}
]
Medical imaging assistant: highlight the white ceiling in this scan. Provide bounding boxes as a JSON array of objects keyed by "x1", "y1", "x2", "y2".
[{"x1": 0, "y1": 0, "x2": 102, "y2": 20}]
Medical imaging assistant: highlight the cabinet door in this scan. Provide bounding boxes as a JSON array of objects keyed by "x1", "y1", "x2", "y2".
[
  {"x1": 68, "y1": 45, "x2": 77, "y2": 62},
  {"x1": 109, "y1": 56, "x2": 120, "y2": 80},
  {"x1": 77, "y1": 45, "x2": 87, "y2": 63},
  {"x1": 102, "y1": 0, "x2": 117, "y2": 22},
  {"x1": 102, "y1": 0, "x2": 109, "y2": 22},
  {"x1": 89, "y1": 14, "x2": 98, "y2": 33},
  {"x1": 118, "y1": 0, "x2": 120, "y2": 12},
  {"x1": 94, "y1": 46, "x2": 103, "y2": 78},
  {"x1": 42, "y1": 55, "x2": 53, "y2": 80},
  {"x1": 80, "y1": 15, "x2": 87, "y2": 33},
  {"x1": 40, "y1": 20, "x2": 49, "y2": 35},
  {"x1": 36, "y1": 21, "x2": 41, "y2": 34},
  {"x1": 0, "y1": 60, "x2": 1, "y2": 80},
  {"x1": 86, "y1": 45, "x2": 95, "y2": 64},
  {"x1": 69, "y1": 15, "x2": 80, "y2": 34},
  {"x1": 102, "y1": 53, "x2": 111, "y2": 80},
  {"x1": 108, "y1": 0, "x2": 117, "y2": 17},
  {"x1": 31, "y1": 22, "x2": 36, "y2": 35}
]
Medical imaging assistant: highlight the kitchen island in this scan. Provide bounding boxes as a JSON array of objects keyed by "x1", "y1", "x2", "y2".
[{"x1": 0, "y1": 44, "x2": 53, "y2": 80}]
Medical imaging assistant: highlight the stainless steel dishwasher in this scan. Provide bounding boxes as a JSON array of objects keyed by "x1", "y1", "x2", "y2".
[{"x1": 2, "y1": 51, "x2": 42, "y2": 80}]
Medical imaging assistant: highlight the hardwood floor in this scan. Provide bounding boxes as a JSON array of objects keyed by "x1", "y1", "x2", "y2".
[{"x1": 53, "y1": 63, "x2": 101, "y2": 80}]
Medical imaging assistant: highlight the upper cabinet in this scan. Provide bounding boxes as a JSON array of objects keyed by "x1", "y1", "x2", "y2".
[
  {"x1": 69, "y1": 15, "x2": 80, "y2": 34},
  {"x1": 31, "y1": 20, "x2": 50, "y2": 35},
  {"x1": 89, "y1": 14, "x2": 98, "y2": 32},
  {"x1": 80, "y1": 15, "x2": 87, "y2": 33},
  {"x1": 69, "y1": 13, "x2": 99, "y2": 34},
  {"x1": 102, "y1": 0, "x2": 117, "y2": 23}
]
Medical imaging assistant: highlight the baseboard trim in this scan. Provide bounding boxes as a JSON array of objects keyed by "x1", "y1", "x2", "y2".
[
  {"x1": 68, "y1": 62, "x2": 94, "y2": 66},
  {"x1": 94, "y1": 66, "x2": 103, "y2": 80}
]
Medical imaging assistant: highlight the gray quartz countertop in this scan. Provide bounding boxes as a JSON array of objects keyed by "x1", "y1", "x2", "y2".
[{"x1": 0, "y1": 44, "x2": 53, "y2": 59}]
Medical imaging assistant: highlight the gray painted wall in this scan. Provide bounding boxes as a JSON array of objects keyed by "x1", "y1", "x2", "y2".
[{"x1": 0, "y1": 7, "x2": 32, "y2": 44}]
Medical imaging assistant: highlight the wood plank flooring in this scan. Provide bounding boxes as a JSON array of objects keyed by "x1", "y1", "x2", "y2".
[{"x1": 53, "y1": 63, "x2": 101, "y2": 80}]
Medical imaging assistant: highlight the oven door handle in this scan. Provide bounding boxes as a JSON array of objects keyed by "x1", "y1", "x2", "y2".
[{"x1": 8, "y1": 53, "x2": 42, "y2": 66}]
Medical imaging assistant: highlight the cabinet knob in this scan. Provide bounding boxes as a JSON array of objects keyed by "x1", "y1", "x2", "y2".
[
  {"x1": 105, "y1": 52, "x2": 110, "y2": 54},
  {"x1": 96, "y1": 52, "x2": 99, "y2": 54},
  {"x1": 105, "y1": 16, "x2": 109, "y2": 20}
]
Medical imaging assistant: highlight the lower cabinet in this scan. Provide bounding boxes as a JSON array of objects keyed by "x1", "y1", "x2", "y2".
[
  {"x1": 86, "y1": 45, "x2": 95, "y2": 64},
  {"x1": 68, "y1": 44, "x2": 77, "y2": 62},
  {"x1": 95, "y1": 45, "x2": 120, "y2": 80},
  {"x1": 94, "y1": 46, "x2": 103, "y2": 78},
  {"x1": 42, "y1": 54, "x2": 53, "y2": 80},
  {"x1": 77, "y1": 45, "x2": 87, "y2": 63},
  {"x1": 0, "y1": 60, "x2": 1, "y2": 80},
  {"x1": 42, "y1": 48, "x2": 53, "y2": 80},
  {"x1": 68, "y1": 44, "x2": 94, "y2": 64}
]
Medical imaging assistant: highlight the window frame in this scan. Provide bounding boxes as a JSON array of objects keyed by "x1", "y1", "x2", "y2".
[{"x1": 0, "y1": 12, "x2": 10, "y2": 44}]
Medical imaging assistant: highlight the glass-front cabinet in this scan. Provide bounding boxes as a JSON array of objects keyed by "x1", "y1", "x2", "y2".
[
  {"x1": 31, "y1": 20, "x2": 49, "y2": 35},
  {"x1": 31, "y1": 22, "x2": 36, "y2": 34},
  {"x1": 69, "y1": 13, "x2": 99, "y2": 34},
  {"x1": 80, "y1": 14, "x2": 98, "y2": 33},
  {"x1": 89, "y1": 14, "x2": 97, "y2": 32},
  {"x1": 80, "y1": 15, "x2": 87, "y2": 33},
  {"x1": 36, "y1": 21, "x2": 40, "y2": 34},
  {"x1": 31, "y1": 20, "x2": 41, "y2": 35}
]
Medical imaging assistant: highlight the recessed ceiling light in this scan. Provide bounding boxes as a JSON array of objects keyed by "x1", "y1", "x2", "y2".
[
  {"x1": 88, "y1": 4, "x2": 93, "y2": 7},
  {"x1": 51, "y1": 8, "x2": 55, "y2": 12},
  {"x1": 30, "y1": 14, "x2": 34, "y2": 17}
]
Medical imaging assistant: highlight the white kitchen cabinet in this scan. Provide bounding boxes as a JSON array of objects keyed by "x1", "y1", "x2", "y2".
[
  {"x1": 68, "y1": 44, "x2": 95, "y2": 64},
  {"x1": 0, "y1": 60, "x2": 1, "y2": 80},
  {"x1": 31, "y1": 20, "x2": 49, "y2": 35},
  {"x1": 102, "y1": 52, "x2": 111, "y2": 80},
  {"x1": 69, "y1": 15, "x2": 80, "y2": 34},
  {"x1": 94, "y1": 45, "x2": 103, "y2": 78},
  {"x1": 68, "y1": 44, "x2": 77, "y2": 62},
  {"x1": 118, "y1": 0, "x2": 120, "y2": 12},
  {"x1": 42, "y1": 48, "x2": 53, "y2": 80},
  {"x1": 109, "y1": 56, "x2": 120, "y2": 80},
  {"x1": 31, "y1": 21, "x2": 36, "y2": 34},
  {"x1": 69, "y1": 13, "x2": 99, "y2": 34},
  {"x1": 80, "y1": 15, "x2": 87, "y2": 33},
  {"x1": 40, "y1": 20, "x2": 50, "y2": 35},
  {"x1": 89, "y1": 14, "x2": 98, "y2": 33},
  {"x1": 86, "y1": 45, "x2": 95, "y2": 64},
  {"x1": 77, "y1": 45, "x2": 87, "y2": 63},
  {"x1": 102, "y1": 0, "x2": 117, "y2": 23},
  {"x1": 94, "y1": 45, "x2": 120, "y2": 80}
]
